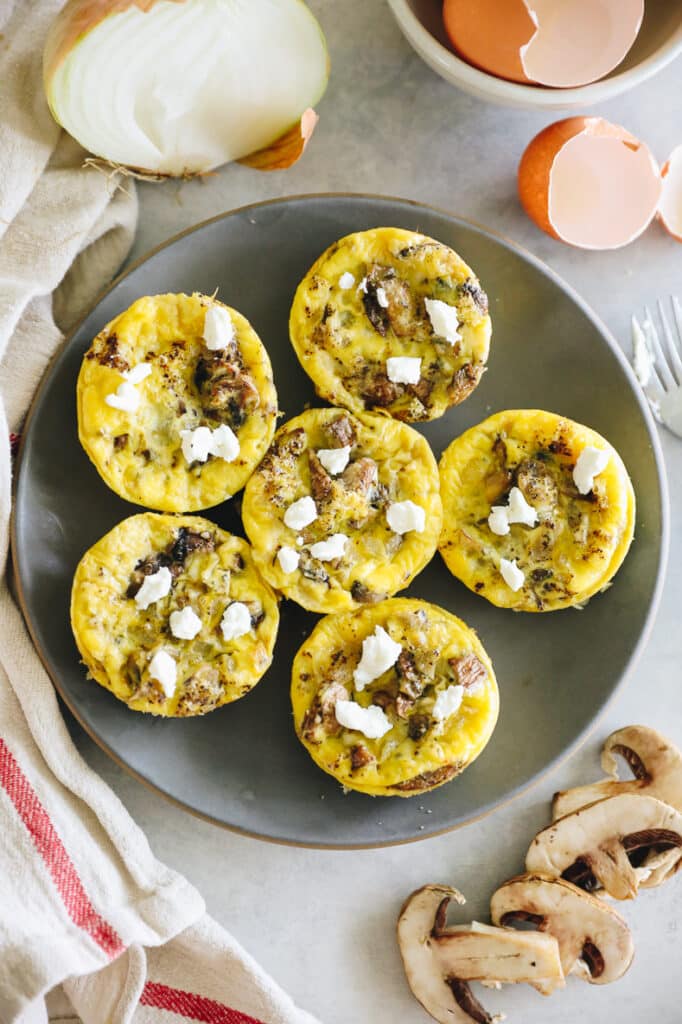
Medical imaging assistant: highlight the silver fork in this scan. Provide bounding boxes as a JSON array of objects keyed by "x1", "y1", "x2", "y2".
[{"x1": 631, "y1": 298, "x2": 682, "y2": 438}]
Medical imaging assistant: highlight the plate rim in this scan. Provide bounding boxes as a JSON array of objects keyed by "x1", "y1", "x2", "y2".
[{"x1": 11, "y1": 191, "x2": 671, "y2": 849}]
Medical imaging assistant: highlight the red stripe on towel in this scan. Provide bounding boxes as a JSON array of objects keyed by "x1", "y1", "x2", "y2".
[
  {"x1": 140, "y1": 982, "x2": 268, "y2": 1024},
  {"x1": 0, "y1": 737, "x2": 125, "y2": 958}
]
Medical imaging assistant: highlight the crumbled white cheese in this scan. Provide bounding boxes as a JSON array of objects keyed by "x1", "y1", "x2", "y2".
[
  {"x1": 309, "y1": 534, "x2": 348, "y2": 562},
  {"x1": 500, "y1": 558, "x2": 525, "y2": 592},
  {"x1": 220, "y1": 601, "x2": 252, "y2": 642},
  {"x1": 386, "y1": 356, "x2": 421, "y2": 385},
  {"x1": 334, "y1": 699, "x2": 392, "y2": 739},
  {"x1": 277, "y1": 546, "x2": 300, "y2": 573},
  {"x1": 296, "y1": 536, "x2": 304, "y2": 547},
  {"x1": 353, "y1": 625, "x2": 402, "y2": 691},
  {"x1": 376, "y1": 286, "x2": 389, "y2": 308},
  {"x1": 386, "y1": 500, "x2": 426, "y2": 535},
  {"x1": 338, "y1": 272, "x2": 355, "y2": 290},
  {"x1": 488, "y1": 506, "x2": 510, "y2": 537},
  {"x1": 283, "y1": 496, "x2": 318, "y2": 530},
  {"x1": 573, "y1": 446, "x2": 610, "y2": 495},
  {"x1": 134, "y1": 566, "x2": 172, "y2": 610},
  {"x1": 169, "y1": 606, "x2": 202, "y2": 640},
  {"x1": 203, "y1": 305, "x2": 235, "y2": 351},
  {"x1": 122, "y1": 363, "x2": 152, "y2": 385},
  {"x1": 181, "y1": 426, "x2": 214, "y2": 464},
  {"x1": 488, "y1": 486, "x2": 537, "y2": 535},
  {"x1": 105, "y1": 380, "x2": 141, "y2": 413},
  {"x1": 210, "y1": 423, "x2": 240, "y2": 462},
  {"x1": 148, "y1": 650, "x2": 177, "y2": 698},
  {"x1": 317, "y1": 445, "x2": 351, "y2": 475},
  {"x1": 357, "y1": 276, "x2": 368, "y2": 293},
  {"x1": 180, "y1": 424, "x2": 240, "y2": 465},
  {"x1": 433, "y1": 684, "x2": 464, "y2": 722},
  {"x1": 508, "y1": 486, "x2": 538, "y2": 527},
  {"x1": 425, "y1": 297, "x2": 462, "y2": 345}
]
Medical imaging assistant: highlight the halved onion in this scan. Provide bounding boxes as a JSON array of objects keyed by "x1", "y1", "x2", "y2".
[
  {"x1": 659, "y1": 145, "x2": 682, "y2": 243},
  {"x1": 518, "y1": 117, "x2": 661, "y2": 250},
  {"x1": 442, "y1": 0, "x2": 643, "y2": 89},
  {"x1": 44, "y1": 0, "x2": 329, "y2": 176}
]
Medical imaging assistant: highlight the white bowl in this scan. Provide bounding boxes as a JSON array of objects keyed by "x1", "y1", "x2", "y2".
[{"x1": 387, "y1": 0, "x2": 682, "y2": 110}]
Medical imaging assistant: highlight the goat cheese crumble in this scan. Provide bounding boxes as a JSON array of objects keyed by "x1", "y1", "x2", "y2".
[
  {"x1": 500, "y1": 558, "x2": 525, "y2": 592},
  {"x1": 284, "y1": 496, "x2": 318, "y2": 530},
  {"x1": 169, "y1": 606, "x2": 202, "y2": 640},
  {"x1": 425, "y1": 297, "x2": 462, "y2": 345},
  {"x1": 203, "y1": 305, "x2": 235, "y2": 351},
  {"x1": 148, "y1": 650, "x2": 177, "y2": 698},
  {"x1": 220, "y1": 601, "x2": 252, "y2": 642},
  {"x1": 386, "y1": 500, "x2": 426, "y2": 535},
  {"x1": 335, "y1": 699, "x2": 392, "y2": 739},
  {"x1": 353, "y1": 625, "x2": 402, "y2": 691},
  {"x1": 386, "y1": 356, "x2": 421, "y2": 385},
  {"x1": 317, "y1": 446, "x2": 351, "y2": 475},
  {"x1": 573, "y1": 446, "x2": 610, "y2": 495},
  {"x1": 134, "y1": 566, "x2": 172, "y2": 610}
]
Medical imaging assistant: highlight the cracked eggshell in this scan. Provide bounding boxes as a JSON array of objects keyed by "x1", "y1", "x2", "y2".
[
  {"x1": 442, "y1": 0, "x2": 536, "y2": 84},
  {"x1": 442, "y1": 0, "x2": 643, "y2": 89},
  {"x1": 518, "y1": 117, "x2": 662, "y2": 250},
  {"x1": 521, "y1": 0, "x2": 644, "y2": 88},
  {"x1": 658, "y1": 145, "x2": 682, "y2": 242}
]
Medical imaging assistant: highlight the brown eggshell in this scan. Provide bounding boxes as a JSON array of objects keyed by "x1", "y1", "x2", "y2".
[
  {"x1": 658, "y1": 145, "x2": 682, "y2": 243},
  {"x1": 442, "y1": 0, "x2": 536, "y2": 84},
  {"x1": 518, "y1": 117, "x2": 661, "y2": 250},
  {"x1": 518, "y1": 117, "x2": 590, "y2": 239}
]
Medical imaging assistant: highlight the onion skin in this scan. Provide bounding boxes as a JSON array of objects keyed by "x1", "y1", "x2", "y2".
[
  {"x1": 240, "y1": 108, "x2": 318, "y2": 171},
  {"x1": 518, "y1": 117, "x2": 650, "y2": 244}
]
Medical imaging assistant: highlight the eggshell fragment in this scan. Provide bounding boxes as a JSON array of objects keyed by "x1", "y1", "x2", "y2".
[
  {"x1": 442, "y1": 0, "x2": 536, "y2": 84},
  {"x1": 658, "y1": 145, "x2": 682, "y2": 243},
  {"x1": 443, "y1": 0, "x2": 643, "y2": 89},
  {"x1": 518, "y1": 117, "x2": 662, "y2": 250},
  {"x1": 521, "y1": 0, "x2": 644, "y2": 88}
]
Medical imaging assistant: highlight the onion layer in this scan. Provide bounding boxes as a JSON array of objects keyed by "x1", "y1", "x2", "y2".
[{"x1": 44, "y1": 0, "x2": 329, "y2": 176}]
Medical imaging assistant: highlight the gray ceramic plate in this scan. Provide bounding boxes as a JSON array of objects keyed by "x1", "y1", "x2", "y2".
[{"x1": 13, "y1": 195, "x2": 668, "y2": 848}]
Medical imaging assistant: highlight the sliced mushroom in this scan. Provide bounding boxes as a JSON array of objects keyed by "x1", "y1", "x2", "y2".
[
  {"x1": 526, "y1": 793, "x2": 682, "y2": 900},
  {"x1": 397, "y1": 884, "x2": 564, "y2": 1024},
  {"x1": 490, "y1": 874, "x2": 634, "y2": 988},
  {"x1": 553, "y1": 725, "x2": 682, "y2": 819}
]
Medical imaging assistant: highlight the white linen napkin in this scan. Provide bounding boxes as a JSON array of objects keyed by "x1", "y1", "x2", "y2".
[{"x1": 0, "y1": 3, "x2": 319, "y2": 1023}]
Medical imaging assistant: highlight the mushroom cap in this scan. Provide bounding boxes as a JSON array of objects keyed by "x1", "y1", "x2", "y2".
[
  {"x1": 490, "y1": 873, "x2": 634, "y2": 986},
  {"x1": 397, "y1": 884, "x2": 564, "y2": 1024},
  {"x1": 552, "y1": 727, "x2": 682, "y2": 890},
  {"x1": 553, "y1": 725, "x2": 682, "y2": 819},
  {"x1": 526, "y1": 793, "x2": 682, "y2": 900}
]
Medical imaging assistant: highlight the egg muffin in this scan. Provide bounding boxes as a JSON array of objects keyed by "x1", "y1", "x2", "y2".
[
  {"x1": 77, "y1": 292, "x2": 278, "y2": 512},
  {"x1": 439, "y1": 410, "x2": 636, "y2": 612},
  {"x1": 289, "y1": 227, "x2": 491, "y2": 422},
  {"x1": 241, "y1": 408, "x2": 442, "y2": 613},
  {"x1": 291, "y1": 598, "x2": 499, "y2": 796},
  {"x1": 71, "y1": 513, "x2": 279, "y2": 716}
]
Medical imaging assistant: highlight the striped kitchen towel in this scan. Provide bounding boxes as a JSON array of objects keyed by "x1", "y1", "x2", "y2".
[{"x1": 0, "y1": 3, "x2": 318, "y2": 1023}]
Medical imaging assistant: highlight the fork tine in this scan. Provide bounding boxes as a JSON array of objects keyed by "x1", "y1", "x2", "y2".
[
  {"x1": 657, "y1": 299, "x2": 682, "y2": 383},
  {"x1": 673, "y1": 296, "x2": 682, "y2": 358},
  {"x1": 644, "y1": 305, "x2": 676, "y2": 390}
]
